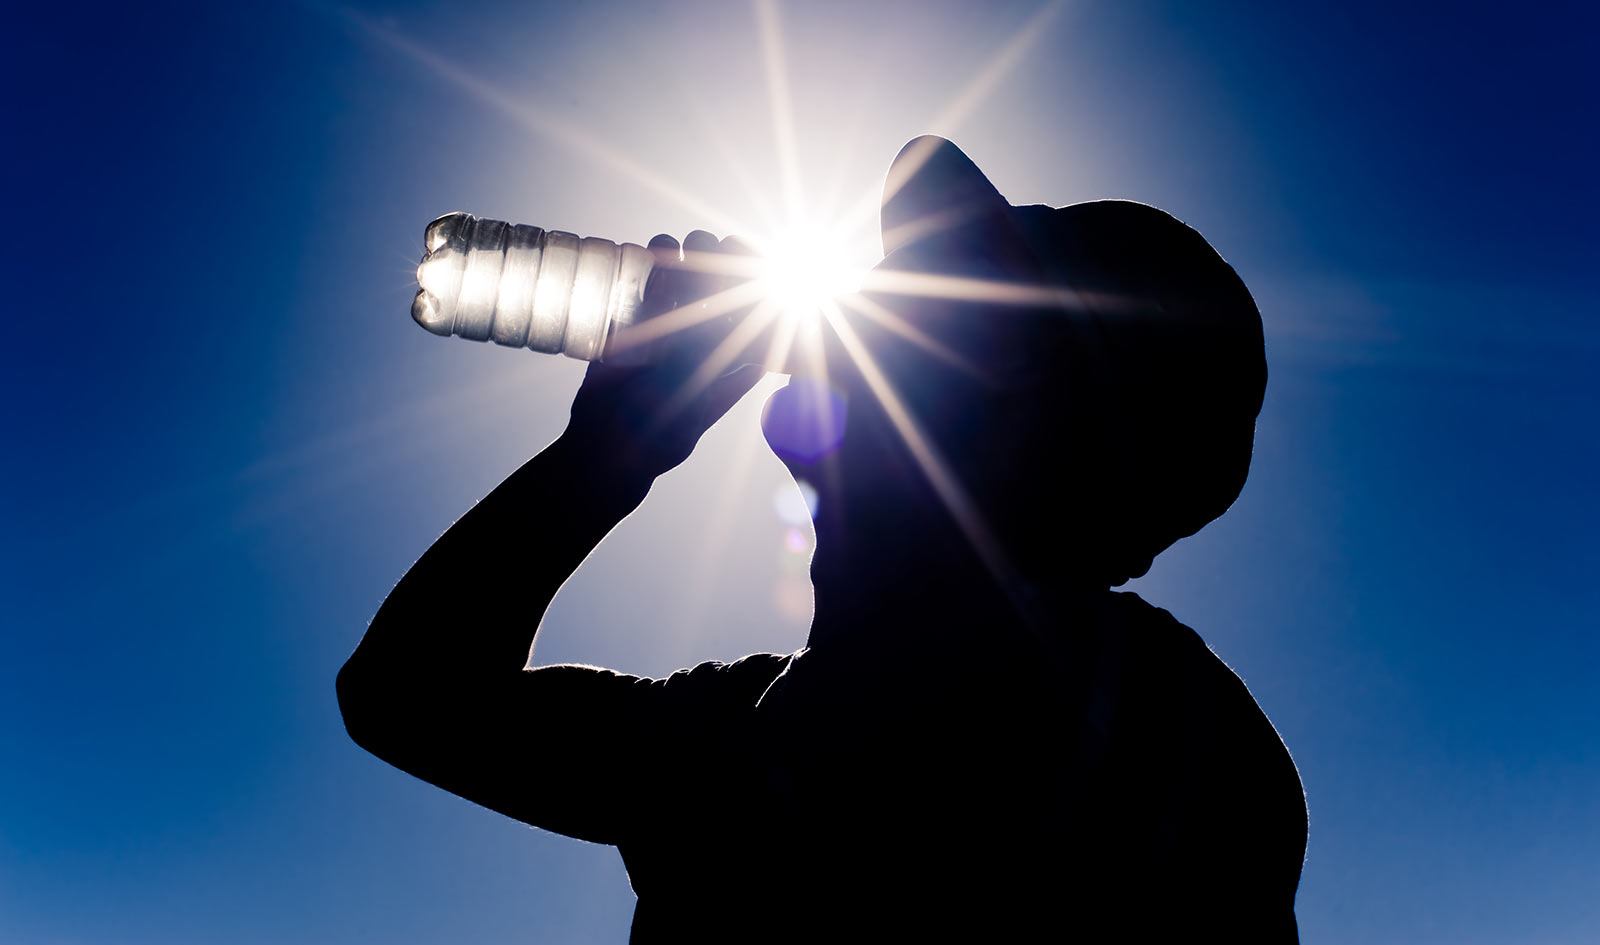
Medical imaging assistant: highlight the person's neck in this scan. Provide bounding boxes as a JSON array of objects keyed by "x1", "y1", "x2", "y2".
[
  {"x1": 786, "y1": 415, "x2": 1112, "y2": 655},
  {"x1": 802, "y1": 494, "x2": 1109, "y2": 657}
]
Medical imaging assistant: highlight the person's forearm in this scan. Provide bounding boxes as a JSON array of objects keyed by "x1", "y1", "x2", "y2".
[{"x1": 342, "y1": 430, "x2": 655, "y2": 685}]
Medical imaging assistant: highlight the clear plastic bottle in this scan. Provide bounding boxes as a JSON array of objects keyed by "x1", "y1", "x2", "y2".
[{"x1": 412, "y1": 212, "x2": 657, "y2": 363}]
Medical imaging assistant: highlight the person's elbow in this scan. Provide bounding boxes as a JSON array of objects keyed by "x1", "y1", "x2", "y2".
[
  {"x1": 336, "y1": 651, "x2": 478, "y2": 775},
  {"x1": 336, "y1": 654, "x2": 401, "y2": 758}
]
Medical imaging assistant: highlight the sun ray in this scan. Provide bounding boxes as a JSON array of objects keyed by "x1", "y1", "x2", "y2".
[
  {"x1": 683, "y1": 91, "x2": 784, "y2": 236},
  {"x1": 657, "y1": 301, "x2": 784, "y2": 421},
  {"x1": 785, "y1": 303, "x2": 847, "y2": 504},
  {"x1": 858, "y1": 267, "x2": 1091, "y2": 309},
  {"x1": 673, "y1": 249, "x2": 769, "y2": 280},
  {"x1": 833, "y1": 0, "x2": 1071, "y2": 245},
  {"x1": 342, "y1": 7, "x2": 748, "y2": 235},
  {"x1": 838, "y1": 293, "x2": 984, "y2": 378},
  {"x1": 607, "y1": 279, "x2": 770, "y2": 356},
  {"x1": 923, "y1": 0, "x2": 1070, "y2": 135},
  {"x1": 753, "y1": 0, "x2": 807, "y2": 221},
  {"x1": 874, "y1": 203, "x2": 996, "y2": 259},
  {"x1": 809, "y1": 82, "x2": 876, "y2": 224},
  {"x1": 391, "y1": 248, "x2": 433, "y2": 292},
  {"x1": 760, "y1": 307, "x2": 802, "y2": 373},
  {"x1": 678, "y1": 376, "x2": 788, "y2": 643},
  {"x1": 818, "y1": 300, "x2": 1024, "y2": 614}
]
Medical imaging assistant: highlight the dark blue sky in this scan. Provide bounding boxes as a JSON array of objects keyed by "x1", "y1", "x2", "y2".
[{"x1": 4, "y1": 1, "x2": 1596, "y2": 942}]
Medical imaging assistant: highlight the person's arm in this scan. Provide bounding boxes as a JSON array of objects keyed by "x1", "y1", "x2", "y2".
[{"x1": 336, "y1": 231, "x2": 763, "y2": 841}]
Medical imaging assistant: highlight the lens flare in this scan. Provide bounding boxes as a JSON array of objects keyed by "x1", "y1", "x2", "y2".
[
  {"x1": 774, "y1": 479, "x2": 820, "y2": 525},
  {"x1": 783, "y1": 527, "x2": 810, "y2": 554}
]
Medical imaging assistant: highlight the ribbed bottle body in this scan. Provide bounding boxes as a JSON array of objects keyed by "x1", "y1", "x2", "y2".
[{"x1": 411, "y1": 212, "x2": 655, "y2": 362}]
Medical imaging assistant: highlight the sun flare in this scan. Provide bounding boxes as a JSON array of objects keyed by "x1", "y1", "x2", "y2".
[{"x1": 752, "y1": 221, "x2": 869, "y2": 330}]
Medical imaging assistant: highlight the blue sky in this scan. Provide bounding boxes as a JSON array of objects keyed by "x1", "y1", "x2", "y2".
[{"x1": 3, "y1": 1, "x2": 1596, "y2": 942}]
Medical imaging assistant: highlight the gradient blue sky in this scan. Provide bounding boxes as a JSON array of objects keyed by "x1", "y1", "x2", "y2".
[{"x1": 3, "y1": 1, "x2": 1596, "y2": 942}]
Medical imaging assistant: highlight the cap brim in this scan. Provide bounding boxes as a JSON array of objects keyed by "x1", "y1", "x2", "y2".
[{"x1": 880, "y1": 136, "x2": 1011, "y2": 256}]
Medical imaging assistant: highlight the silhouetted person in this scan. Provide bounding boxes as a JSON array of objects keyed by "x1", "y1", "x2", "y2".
[{"x1": 338, "y1": 136, "x2": 1307, "y2": 942}]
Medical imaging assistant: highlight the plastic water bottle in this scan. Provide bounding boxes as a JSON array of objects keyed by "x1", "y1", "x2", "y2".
[{"x1": 411, "y1": 212, "x2": 657, "y2": 363}]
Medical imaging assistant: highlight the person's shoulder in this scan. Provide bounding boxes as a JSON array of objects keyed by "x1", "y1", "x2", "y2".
[
  {"x1": 1113, "y1": 592, "x2": 1298, "y2": 757},
  {"x1": 1111, "y1": 591, "x2": 1205, "y2": 649},
  {"x1": 653, "y1": 651, "x2": 796, "y2": 706},
  {"x1": 1111, "y1": 592, "x2": 1277, "y2": 717},
  {"x1": 1033, "y1": 200, "x2": 1241, "y2": 288},
  {"x1": 669, "y1": 650, "x2": 795, "y2": 680}
]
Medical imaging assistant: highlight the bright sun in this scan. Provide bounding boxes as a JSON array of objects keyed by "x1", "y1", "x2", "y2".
[{"x1": 754, "y1": 222, "x2": 867, "y2": 327}]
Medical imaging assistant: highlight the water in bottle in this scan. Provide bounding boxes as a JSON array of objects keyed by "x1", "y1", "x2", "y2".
[{"x1": 412, "y1": 212, "x2": 657, "y2": 363}]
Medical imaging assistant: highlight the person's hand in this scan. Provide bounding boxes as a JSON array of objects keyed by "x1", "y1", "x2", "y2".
[{"x1": 563, "y1": 230, "x2": 765, "y2": 481}]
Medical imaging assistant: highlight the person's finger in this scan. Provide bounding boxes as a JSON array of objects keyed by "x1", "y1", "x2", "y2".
[
  {"x1": 657, "y1": 230, "x2": 728, "y2": 357},
  {"x1": 643, "y1": 233, "x2": 683, "y2": 317},
  {"x1": 647, "y1": 232, "x2": 682, "y2": 268},
  {"x1": 682, "y1": 229, "x2": 720, "y2": 252},
  {"x1": 682, "y1": 229, "x2": 720, "y2": 273},
  {"x1": 678, "y1": 229, "x2": 721, "y2": 301}
]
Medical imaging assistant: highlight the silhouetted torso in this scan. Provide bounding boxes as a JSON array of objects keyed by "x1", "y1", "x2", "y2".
[{"x1": 596, "y1": 591, "x2": 1304, "y2": 942}]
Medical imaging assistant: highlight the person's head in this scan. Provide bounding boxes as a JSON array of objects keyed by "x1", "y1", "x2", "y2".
[{"x1": 762, "y1": 136, "x2": 1266, "y2": 589}]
